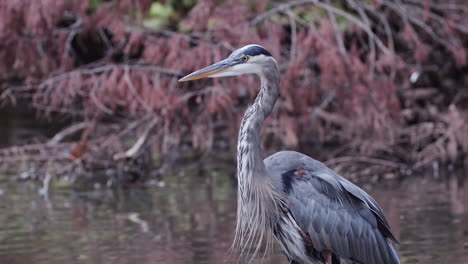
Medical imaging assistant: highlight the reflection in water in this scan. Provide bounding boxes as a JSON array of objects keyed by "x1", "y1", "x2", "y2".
[
  {"x1": 0, "y1": 107, "x2": 65, "y2": 148},
  {"x1": 395, "y1": 175, "x2": 468, "y2": 264},
  {"x1": 0, "y1": 169, "x2": 467, "y2": 264}
]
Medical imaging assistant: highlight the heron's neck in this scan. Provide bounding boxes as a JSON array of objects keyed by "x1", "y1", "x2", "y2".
[
  {"x1": 234, "y1": 63, "x2": 281, "y2": 256},
  {"x1": 237, "y1": 66, "x2": 280, "y2": 184}
]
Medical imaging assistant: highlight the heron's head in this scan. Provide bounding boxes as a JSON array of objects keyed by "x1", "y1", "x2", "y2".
[{"x1": 179, "y1": 44, "x2": 276, "y2": 82}]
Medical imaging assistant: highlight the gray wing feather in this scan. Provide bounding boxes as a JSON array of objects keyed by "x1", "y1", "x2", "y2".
[{"x1": 265, "y1": 151, "x2": 400, "y2": 264}]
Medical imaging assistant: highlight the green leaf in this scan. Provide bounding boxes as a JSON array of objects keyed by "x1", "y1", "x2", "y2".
[{"x1": 144, "y1": 2, "x2": 175, "y2": 29}]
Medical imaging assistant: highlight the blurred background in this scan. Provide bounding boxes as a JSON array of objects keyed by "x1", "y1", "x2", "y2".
[{"x1": 0, "y1": 0, "x2": 467, "y2": 263}]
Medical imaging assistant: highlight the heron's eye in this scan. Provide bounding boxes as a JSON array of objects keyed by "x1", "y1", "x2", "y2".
[{"x1": 241, "y1": 55, "x2": 249, "y2": 62}]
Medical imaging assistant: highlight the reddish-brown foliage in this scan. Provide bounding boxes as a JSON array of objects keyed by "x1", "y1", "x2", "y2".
[{"x1": 0, "y1": 0, "x2": 467, "y2": 181}]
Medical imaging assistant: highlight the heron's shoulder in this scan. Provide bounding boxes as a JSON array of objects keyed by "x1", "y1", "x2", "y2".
[
  {"x1": 264, "y1": 151, "x2": 341, "y2": 192},
  {"x1": 264, "y1": 150, "x2": 327, "y2": 172}
]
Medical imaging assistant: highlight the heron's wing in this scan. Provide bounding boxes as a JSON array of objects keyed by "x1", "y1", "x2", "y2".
[{"x1": 264, "y1": 151, "x2": 399, "y2": 264}]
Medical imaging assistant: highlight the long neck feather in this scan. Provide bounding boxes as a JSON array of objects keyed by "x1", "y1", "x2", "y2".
[
  {"x1": 233, "y1": 61, "x2": 282, "y2": 259},
  {"x1": 236, "y1": 66, "x2": 280, "y2": 183}
]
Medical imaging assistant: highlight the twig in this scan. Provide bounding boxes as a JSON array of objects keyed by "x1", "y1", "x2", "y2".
[
  {"x1": 38, "y1": 172, "x2": 53, "y2": 197},
  {"x1": 384, "y1": 1, "x2": 456, "y2": 49},
  {"x1": 127, "y1": 213, "x2": 150, "y2": 233},
  {"x1": 123, "y1": 65, "x2": 153, "y2": 113},
  {"x1": 251, "y1": 0, "x2": 313, "y2": 26},
  {"x1": 30, "y1": 104, "x2": 84, "y2": 116},
  {"x1": 63, "y1": 17, "x2": 82, "y2": 59},
  {"x1": 90, "y1": 75, "x2": 114, "y2": 115},
  {"x1": 0, "y1": 88, "x2": 16, "y2": 105},
  {"x1": 347, "y1": 0, "x2": 376, "y2": 78},
  {"x1": 364, "y1": 4, "x2": 394, "y2": 53},
  {"x1": 27, "y1": 64, "x2": 182, "y2": 90},
  {"x1": 314, "y1": 109, "x2": 349, "y2": 127},
  {"x1": 404, "y1": 0, "x2": 468, "y2": 13},
  {"x1": 286, "y1": 11, "x2": 333, "y2": 51},
  {"x1": 325, "y1": 156, "x2": 403, "y2": 168},
  {"x1": 285, "y1": 10, "x2": 298, "y2": 61},
  {"x1": 99, "y1": 116, "x2": 151, "y2": 148},
  {"x1": 113, "y1": 117, "x2": 158, "y2": 160},
  {"x1": 404, "y1": 2, "x2": 468, "y2": 34},
  {"x1": 325, "y1": 0, "x2": 348, "y2": 60},
  {"x1": 311, "y1": 93, "x2": 335, "y2": 119},
  {"x1": 47, "y1": 122, "x2": 89, "y2": 145}
]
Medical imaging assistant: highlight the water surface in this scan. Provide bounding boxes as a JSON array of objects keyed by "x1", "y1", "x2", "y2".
[{"x1": 0, "y1": 167, "x2": 467, "y2": 264}]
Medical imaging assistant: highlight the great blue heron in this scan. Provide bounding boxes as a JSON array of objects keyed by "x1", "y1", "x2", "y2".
[{"x1": 179, "y1": 44, "x2": 400, "y2": 264}]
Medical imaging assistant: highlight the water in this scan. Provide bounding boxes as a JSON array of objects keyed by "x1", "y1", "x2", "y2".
[
  {"x1": 0, "y1": 167, "x2": 467, "y2": 264},
  {"x1": 0, "y1": 107, "x2": 68, "y2": 148}
]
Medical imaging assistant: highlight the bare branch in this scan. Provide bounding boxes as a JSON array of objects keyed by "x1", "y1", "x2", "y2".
[
  {"x1": 47, "y1": 122, "x2": 89, "y2": 145},
  {"x1": 285, "y1": 10, "x2": 298, "y2": 61},
  {"x1": 347, "y1": 0, "x2": 376, "y2": 78},
  {"x1": 325, "y1": 156, "x2": 403, "y2": 168},
  {"x1": 325, "y1": 0, "x2": 348, "y2": 59},
  {"x1": 123, "y1": 65, "x2": 154, "y2": 113},
  {"x1": 113, "y1": 118, "x2": 158, "y2": 160},
  {"x1": 90, "y1": 75, "x2": 114, "y2": 115}
]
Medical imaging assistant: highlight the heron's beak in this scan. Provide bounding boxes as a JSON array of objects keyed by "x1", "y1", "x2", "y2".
[{"x1": 178, "y1": 58, "x2": 236, "y2": 82}]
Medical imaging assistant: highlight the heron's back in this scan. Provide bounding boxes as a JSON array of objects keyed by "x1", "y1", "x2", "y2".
[{"x1": 264, "y1": 151, "x2": 400, "y2": 264}]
